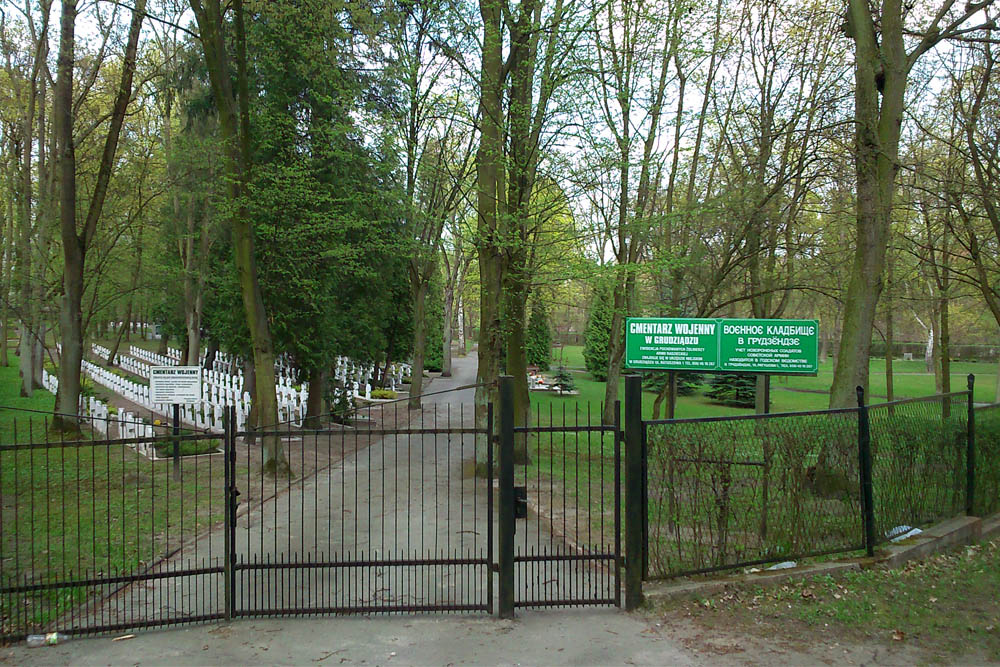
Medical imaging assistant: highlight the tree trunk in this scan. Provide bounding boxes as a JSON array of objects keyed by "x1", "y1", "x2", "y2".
[
  {"x1": 52, "y1": 0, "x2": 79, "y2": 422},
  {"x1": 473, "y1": 0, "x2": 504, "y2": 467},
  {"x1": 409, "y1": 278, "x2": 428, "y2": 410},
  {"x1": 829, "y1": 0, "x2": 912, "y2": 408},
  {"x1": 885, "y1": 297, "x2": 894, "y2": 403},
  {"x1": 190, "y1": 0, "x2": 286, "y2": 476},
  {"x1": 939, "y1": 293, "x2": 950, "y2": 397},
  {"x1": 503, "y1": 264, "x2": 530, "y2": 462},
  {"x1": 0, "y1": 192, "x2": 12, "y2": 368},
  {"x1": 157, "y1": 333, "x2": 169, "y2": 356},
  {"x1": 107, "y1": 307, "x2": 131, "y2": 365},
  {"x1": 203, "y1": 338, "x2": 218, "y2": 371},
  {"x1": 925, "y1": 323, "x2": 935, "y2": 375},
  {"x1": 243, "y1": 357, "x2": 258, "y2": 444},
  {"x1": 304, "y1": 366, "x2": 325, "y2": 428},
  {"x1": 184, "y1": 286, "x2": 203, "y2": 368},
  {"x1": 55, "y1": 0, "x2": 145, "y2": 425},
  {"x1": 456, "y1": 298, "x2": 466, "y2": 356},
  {"x1": 441, "y1": 282, "x2": 453, "y2": 377},
  {"x1": 602, "y1": 275, "x2": 627, "y2": 425}
]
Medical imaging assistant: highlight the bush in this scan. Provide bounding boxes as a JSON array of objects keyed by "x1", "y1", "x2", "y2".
[
  {"x1": 526, "y1": 300, "x2": 552, "y2": 371},
  {"x1": 583, "y1": 285, "x2": 614, "y2": 381},
  {"x1": 370, "y1": 388, "x2": 397, "y2": 400},
  {"x1": 705, "y1": 374, "x2": 756, "y2": 407},
  {"x1": 154, "y1": 438, "x2": 221, "y2": 458},
  {"x1": 642, "y1": 371, "x2": 703, "y2": 396},
  {"x1": 422, "y1": 275, "x2": 445, "y2": 373},
  {"x1": 552, "y1": 366, "x2": 577, "y2": 394}
]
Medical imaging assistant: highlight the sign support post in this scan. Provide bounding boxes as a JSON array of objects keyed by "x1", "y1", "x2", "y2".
[{"x1": 667, "y1": 371, "x2": 676, "y2": 419}]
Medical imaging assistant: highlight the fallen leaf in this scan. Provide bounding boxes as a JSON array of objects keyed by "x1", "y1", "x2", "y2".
[
  {"x1": 833, "y1": 593, "x2": 842, "y2": 600},
  {"x1": 801, "y1": 589, "x2": 815, "y2": 599},
  {"x1": 929, "y1": 597, "x2": 938, "y2": 603},
  {"x1": 892, "y1": 630, "x2": 905, "y2": 641}
]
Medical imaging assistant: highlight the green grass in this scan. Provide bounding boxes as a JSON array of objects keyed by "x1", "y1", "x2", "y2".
[
  {"x1": 0, "y1": 356, "x2": 58, "y2": 443},
  {"x1": 541, "y1": 347, "x2": 998, "y2": 424},
  {"x1": 551, "y1": 344, "x2": 586, "y2": 371},
  {"x1": 655, "y1": 539, "x2": 1000, "y2": 663}
]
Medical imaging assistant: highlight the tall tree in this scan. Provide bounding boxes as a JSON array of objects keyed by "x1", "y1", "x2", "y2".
[
  {"x1": 188, "y1": 0, "x2": 287, "y2": 474},
  {"x1": 54, "y1": 0, "x2": 146, "y2": 425},
  {"x1": 829, "y1": 0, "x2": 996, "y2": 407}
]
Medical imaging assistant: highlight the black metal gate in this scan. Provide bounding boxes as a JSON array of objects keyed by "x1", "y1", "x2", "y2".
[
  {"x1": 3, "y1": 386, "x2": 632, "y2": 641},
  {"x1": 497, "y1": 378, "x2": 622, "y2": 613},
  {"x1": 228, "y1": 403, "x2": 494, "y2": 616}
]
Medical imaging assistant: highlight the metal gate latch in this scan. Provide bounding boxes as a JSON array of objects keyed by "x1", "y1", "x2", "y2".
[{"x1": 514, "y1": 486, "x2": 527, "y2": 518}]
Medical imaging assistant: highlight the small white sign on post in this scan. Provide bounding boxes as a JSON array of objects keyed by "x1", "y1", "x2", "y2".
[{"x1": 150, "y1": 366, "x2": 202, "y2": 404}]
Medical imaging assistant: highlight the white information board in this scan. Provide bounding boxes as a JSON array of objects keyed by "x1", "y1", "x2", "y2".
[{"x1": 149, "y1": 366, "x2": 202, "y2": 404}]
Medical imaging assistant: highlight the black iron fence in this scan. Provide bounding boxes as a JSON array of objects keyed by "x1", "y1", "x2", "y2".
[
  {"x1": 3, "y1": 375, "x2": 997, "y2": 638},
  {"x1": 0, "y1": 409, "x2": 225, "y2": 641},
  {"x1": 975, "y1": 403, "x2": 1000, "y2": 517},
  {"x1": 643, "y1": 405, "x2": 862, "y2": 579},
  {"x1": 640, "y1": 375, "x2": 997, "y2": 580}
]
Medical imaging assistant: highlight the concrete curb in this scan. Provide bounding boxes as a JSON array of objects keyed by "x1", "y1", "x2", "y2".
[{"x1": 643, "y1": 510, "x2": 1000, "y2": 603}]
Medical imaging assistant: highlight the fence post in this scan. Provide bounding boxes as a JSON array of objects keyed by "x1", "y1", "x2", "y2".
[
  {"x1": 498, "y1": 376, "x2": 515, "y2": 618},
  {"x1": 967, "y1": 374, "x2": 975, "y2": 516},
  {"x1": 223, "y1": 406, "x2": 233, "y2": 620},
  {"x1": 225, "y1": 405, "x2": 239, "y2": 619},
  {"x1": 613, "y1": 399, "x2": 622, "y2": 607},
  {"x1": 625, "y1": 374, "x2": 644, "y2": 610},
  {"x1": 486, "y1": 402, "x2": 495, "y2": 615},
  {"x1": 857, "y1": 386, "x2": 875, "y2": 557}
]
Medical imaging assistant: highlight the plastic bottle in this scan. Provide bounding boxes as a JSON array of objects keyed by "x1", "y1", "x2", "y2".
[{"x1": 25, "y1": 632, "x2": 70, "y2": 648}]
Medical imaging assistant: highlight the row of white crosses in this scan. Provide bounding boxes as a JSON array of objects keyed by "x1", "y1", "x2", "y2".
[
  {"x1": 40, "y1": 368, "x2": 111, "y2": 435},
  {"x1": 82, "y1": 359, "x2": 155, "y2": 409},
  {"x1": 129, "y1": 345, "x2": 177, "y2": 367},
  {"x1": 109, "y1": 321, "x2": 157, "y2": 338},
  {"x1": 73, "y1": 343, "x2": 408, "y2": 435},
  {"x1": 94, "y1": 344, "x2": 148, "y2": 379},
  {"x1": 58, "y1": 344, "x2": 237, "y2": 433},
  {"x1": 332, "y1": 356, "x2": 412, "y2": 400}
]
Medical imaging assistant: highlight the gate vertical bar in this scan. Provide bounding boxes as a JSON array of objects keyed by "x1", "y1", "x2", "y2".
[
  {"x1": 498, "y1": 376, "x2": 515, "y2": 618},
  {"x1": 857, "y1": 386, "x2": 875, "y2": 557},
  {"x1": 624, "y1": 375, "x2": 643, "y2": 610},
  {"x1": 487, "y1": 401, "x2": 495, "y2": 614},
  {"x1": 641, "y1": 416, "x2": 648, "y2": 580},
  {"x1": 224, "y1": 406, "x2": 232, "y2": 620},
  {"x1": 172, "y1": 403, "x2": 181, "y2": 481},
  {"x1": 966, "y1": 374, "x2": 975, "y2": 516},
  {"x1": 613, "y1": 400, "x2": 622, "y2": 607},
  {"x1": 228, "y1": 405, "x2": 239, "y2": 617}
]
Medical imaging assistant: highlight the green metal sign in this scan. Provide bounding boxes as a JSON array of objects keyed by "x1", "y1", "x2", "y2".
[{"x1": 625, "y1": 318, "x2": 819, "y2": 374}]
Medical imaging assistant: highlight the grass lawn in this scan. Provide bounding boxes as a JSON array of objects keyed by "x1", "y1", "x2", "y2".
[
  {"x1": 651, "y1": 538, "x2": 1000, "y2": 663},
  {"x1": 546, "y1": 346, "x2": 998, "y2": 420},
  {"x1": 0, "y1": 357, "x2": 226, "y2": 636},
  {"x1": 0, "y1": 357, "x2": 58, "y2": 442}
]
